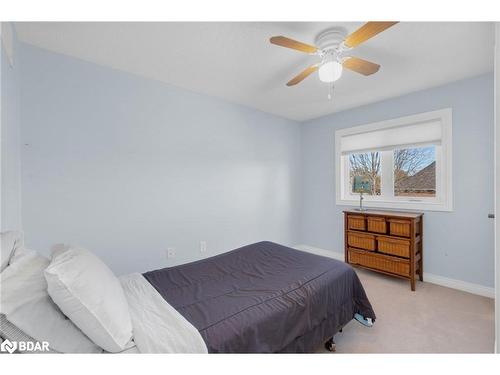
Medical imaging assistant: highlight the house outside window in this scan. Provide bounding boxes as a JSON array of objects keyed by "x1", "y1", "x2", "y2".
[{"x1": 335, "y1": 108, "x2": 452, "y2": 211}]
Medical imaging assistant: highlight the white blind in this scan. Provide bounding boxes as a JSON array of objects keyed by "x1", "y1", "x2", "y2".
[{"x1": 340, "y1": 120, "x2": 442, "y2": 155}]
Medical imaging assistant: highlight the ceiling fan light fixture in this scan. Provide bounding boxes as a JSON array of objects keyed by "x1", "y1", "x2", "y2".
[{"x1": 318, "y1": 60, "x2": 343, "y2": 83}]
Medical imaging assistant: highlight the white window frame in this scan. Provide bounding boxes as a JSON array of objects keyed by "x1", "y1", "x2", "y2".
[{"x1": 335, "y1": 108, "x2": 453, "y2": 212}]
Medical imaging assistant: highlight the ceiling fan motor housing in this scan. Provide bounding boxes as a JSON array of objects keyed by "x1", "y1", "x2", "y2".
[{"x1": 315, "y1": 27, "x2": 349, "y2": 53}]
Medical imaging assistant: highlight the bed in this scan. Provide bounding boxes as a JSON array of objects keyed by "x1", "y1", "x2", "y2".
[
  {"x1": 142, "y1": 241, "x2": 375, "y2": 353},
  {"x1": 1, "y1": 235, "x2": 374, "y2": 353}
]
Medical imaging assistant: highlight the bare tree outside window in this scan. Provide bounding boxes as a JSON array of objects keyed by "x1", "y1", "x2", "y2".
[
  {"x1": 394, "y1": 146, "x2": 436, "y2": 197},
  {"x1": 349, "y1": 152, "x2": 381, "y2": 195},
  {"x1": 349, "y1": 147, "x2": 436, "y2": 198}
]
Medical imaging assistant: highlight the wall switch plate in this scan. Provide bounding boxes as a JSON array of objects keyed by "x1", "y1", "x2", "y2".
[
  {"x1": 167, "y1": 248, "x2": 175, "y2": 258},
  {"x1": 200, "y1": 241, "x2": 207, "y2": 253}
]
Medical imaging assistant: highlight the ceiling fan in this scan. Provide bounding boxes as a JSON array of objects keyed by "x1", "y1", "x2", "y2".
[{"x1": 270, "y1": 22, "x2": 398, "y2": 98}]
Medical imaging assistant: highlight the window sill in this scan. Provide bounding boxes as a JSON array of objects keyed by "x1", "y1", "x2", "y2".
[{"x1": 337, "y1": 198, "x2": 453, "y2": 212}]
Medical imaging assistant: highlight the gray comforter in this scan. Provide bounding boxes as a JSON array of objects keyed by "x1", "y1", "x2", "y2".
[{"x1": 143, "y1": 241, "x2": 375, "y2": 353}]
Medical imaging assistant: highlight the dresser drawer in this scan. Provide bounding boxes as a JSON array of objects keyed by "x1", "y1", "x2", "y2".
[
  {"x1": 348, "y1": 249, "x2": 410, "y2": 277},
  {"x1": 388, "y1": 219, "x2": 412, "y2": 237},
  {"x1": 377, "y1": 236, "x2": 411, "y2": 258},
  {"x1": 367, "y1": 216, "x2": 387, "y2": 234},
  {"x1": 347, "y1": 231, "x2": 376, "y2": 251},
  {"x1": 347, "y1": 215, "x2": 366, "y2": 231}
]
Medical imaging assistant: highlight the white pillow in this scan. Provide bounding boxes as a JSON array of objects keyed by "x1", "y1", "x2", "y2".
[
  {"x1": 1, "y1": 231, "x2": 24, "y2": 272},
  {"x1": 0, "y1": 247, "x2": 101, "y2": 353},
  {"x1": 44, "y1": 247, "x2": 133, "y2": 352}
]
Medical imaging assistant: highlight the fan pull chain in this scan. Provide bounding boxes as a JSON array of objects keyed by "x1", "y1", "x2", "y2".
[{"x1": 328, "y1": 83, "x2": 335, "y2": 100}]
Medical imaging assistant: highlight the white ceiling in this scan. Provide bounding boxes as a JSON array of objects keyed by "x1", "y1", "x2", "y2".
[{"x1": 15, "y1": 22, "x2": 494, "y2": 122}]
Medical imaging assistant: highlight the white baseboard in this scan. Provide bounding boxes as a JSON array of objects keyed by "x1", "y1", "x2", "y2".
[
  {"x1": 294, "y1": 244, "x2": 345, "y2": 261},
  {"x1": 294, "y1": 244, "x2": 494, "y2": 299},
  {"x1": 421, "y1": 273, "x2": 494, "y2": 298}
]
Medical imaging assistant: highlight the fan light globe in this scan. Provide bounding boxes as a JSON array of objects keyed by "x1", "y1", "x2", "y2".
[{"x1": 318, "y1": 61, "x2": 343, "y2": 83}]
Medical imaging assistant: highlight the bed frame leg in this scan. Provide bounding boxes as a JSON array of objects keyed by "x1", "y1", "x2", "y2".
[{"x1": 324, "y1": 337, "x2": 336, "y2": 352}]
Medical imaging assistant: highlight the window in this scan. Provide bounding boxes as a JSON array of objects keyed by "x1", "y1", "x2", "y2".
[
  {"x1": 335, "y1": 109, "x2": 452, "y2": 211},
  {"x1": 393, "y1": 146, "x2": 436, "y2": 198},
  {"x1": 349, "y1": 152, "x2": 381, "y2": 196}
]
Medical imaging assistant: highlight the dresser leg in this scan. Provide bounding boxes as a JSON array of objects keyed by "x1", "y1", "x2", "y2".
[
  {"x1": 410, "y1": 277, "x2": 416, "y2": 291},
  {"x1": 419, "y1": 253, "x2": 423, "y2": 282}
]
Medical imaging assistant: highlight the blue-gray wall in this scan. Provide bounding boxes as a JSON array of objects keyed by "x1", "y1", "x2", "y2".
[
  {"x1": 19, "y1": 44, "x2": 301, "y2": 275},
  {"x1": 1, "y1": 24, "x2": 22, "y2": 232},
  {"x1": 300, "y1": 74, "x2": 495, "y2": 287}
]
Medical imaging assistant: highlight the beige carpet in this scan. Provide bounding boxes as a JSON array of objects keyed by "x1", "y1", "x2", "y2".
[{"x1": 319, "y1": 268, "x2": 495, "y2": 353}]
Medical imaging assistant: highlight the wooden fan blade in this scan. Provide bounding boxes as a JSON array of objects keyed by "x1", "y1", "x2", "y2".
[
  {"x1": 344, "y1": 22, "x2": 398, "y2": 48},
  {"x1": 287, "y1": 64, "x2": 319, "y2": 86},
  {"x1": 270, "y1": 36, "x2": 318, "y2": 54},
  {"x1": 343, "y1": 57, "x2": 380, "y2": 76}
]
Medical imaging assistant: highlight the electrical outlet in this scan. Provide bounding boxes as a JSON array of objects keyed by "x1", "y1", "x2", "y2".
[
  {"x1": 200, "y1": 241, "x2": 207, "y2": 253},
  {"x1": 167, "y1": 248, "x2": 175, "y2": 258}
]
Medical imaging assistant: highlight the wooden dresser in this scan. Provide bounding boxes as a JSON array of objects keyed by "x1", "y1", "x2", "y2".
[{"x1": 344, "y1": 210, "x2": 423, "y2": 291}]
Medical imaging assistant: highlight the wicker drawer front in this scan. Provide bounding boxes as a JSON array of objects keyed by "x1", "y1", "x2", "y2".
[
  {"x1": 349, "y1": 249, "x2": 410, "y2": 277},
  {"x1": 377, "y1": 236, "x2": 411, "y2": 258},
  {"x1": 347, "y1": 215, "x2": 366, "y2": 231},
  {"x1": 347, "y1": 232, "x2": 376, "y2": 251},
  {"x1": 388, "y1": 219, "x2": 411, "y2": 237},
  {"x1": 367, "y1": 217, "x2": 387, "y2": 234}
]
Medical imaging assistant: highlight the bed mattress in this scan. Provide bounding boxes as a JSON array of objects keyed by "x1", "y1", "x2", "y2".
[{"x1": 143, "y1": 241, "x2": 375, "y2": 353}]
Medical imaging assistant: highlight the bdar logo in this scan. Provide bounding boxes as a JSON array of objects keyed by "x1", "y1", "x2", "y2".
[
  {"x1": 0, "y1": 339, "x2": 49, "y2": 353},
  {"x1": 1, "y1": 339, "x2": 17, "y2": 354}
]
